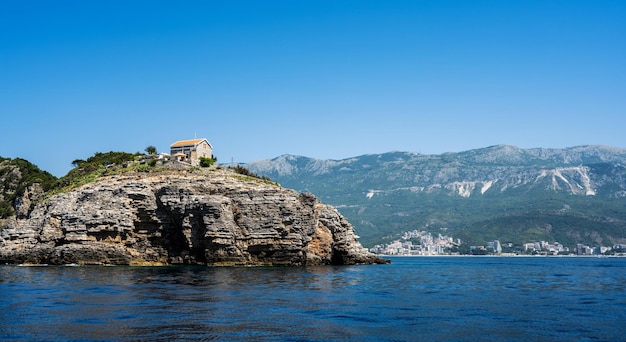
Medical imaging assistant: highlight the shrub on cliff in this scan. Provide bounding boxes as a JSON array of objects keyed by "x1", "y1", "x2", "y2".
[
  {"x1": 231, "y1": 165, "x2": 274, "y2": 183},
  {"x1": 199, "y1": 156, "x2": 217, "y2": 167},
  {"x1": 8, "y1": 158, "x2": 57, "y2": 193},
  {"x1": 0, "y1": 201, "x2": 13, "y2": 218},
  {"x1": 0, "y1": 158, "x2": 57, "y2": 218},
  {"x1": 55, "y1": 151, "x2": 139, "y2": 190}
]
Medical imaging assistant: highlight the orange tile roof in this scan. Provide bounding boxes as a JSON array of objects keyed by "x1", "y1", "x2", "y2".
[{"x1": 170, "y1": 139, "x2": 205, "y2": 147}]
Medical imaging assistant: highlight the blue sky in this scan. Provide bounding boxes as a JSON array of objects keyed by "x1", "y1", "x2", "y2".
[{"x1": 1, "y1": 1, "x2": 625, "y2": 176}]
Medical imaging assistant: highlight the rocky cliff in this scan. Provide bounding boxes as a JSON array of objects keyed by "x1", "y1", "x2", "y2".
[{"x1": 0, "y1": 168, "x2": 387, "y2": 266}]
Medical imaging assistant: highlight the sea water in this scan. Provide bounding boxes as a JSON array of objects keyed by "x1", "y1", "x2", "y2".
[{"x1": 1, "y1": 256, "x2": 625, "y2": 341}]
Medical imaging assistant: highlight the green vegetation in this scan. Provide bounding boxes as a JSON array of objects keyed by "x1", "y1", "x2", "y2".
[
  {"x1": 2, "y1": 149, "x2": 234, "y2": 218},
  {"x1": 232, "y1": 165, "x2": 256, "y2": 177},
  {"x1": 246, "y1": 150, "x2": 626, "y2": 248},
  {"x1": 199, "y1": 156, "x2": 217, "y2": 167},
  {"x1": 54, "y1": 151, "x2": 139, "y2": 190},
  {"x1": 0, "y1": 201, "x2": 13, "y2": 218},
  {"x1": 231, "y1": 165, "x2": 271, "y2": 180},
  {"x1": 145, "y1": 146, "x2": 157, "y2": 155},
  {"x1": 230, "y1": 165, "x2": 277, "y2": 185},
  {"x1": 0, "y1": 158, "x2": 57, "y2": 218},
  {"x1": 51, "y1": 151, "x2": 179, "y2": 195},
  {"x1": 9, "y1": 158, "x2": 57, "y2": 192}
]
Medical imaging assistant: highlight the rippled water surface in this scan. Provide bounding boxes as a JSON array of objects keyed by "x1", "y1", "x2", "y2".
[{"x1": 2, "y1": 257, "x2": 625, "y2": 341}]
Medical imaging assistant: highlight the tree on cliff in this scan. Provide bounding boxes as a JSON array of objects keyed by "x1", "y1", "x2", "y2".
[
  {"x1": 71, "y1": 159, "x2": 85, "y2": 168},
  {"x1": 145, "y1": 146, "x2": 157, "y2": 155}
]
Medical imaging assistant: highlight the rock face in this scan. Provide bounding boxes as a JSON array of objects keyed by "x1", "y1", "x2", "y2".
[{"x1": 0, "y1": 169, "x2": 388, "y2": 266}]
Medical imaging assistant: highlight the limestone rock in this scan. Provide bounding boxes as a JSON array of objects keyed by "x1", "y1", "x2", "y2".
[
  {"x1": 14, "y1": 184, "x2": 45, "y2": 218},
  {"x1": 0, "y1": 168, "x2": 388, "y2": 266}
]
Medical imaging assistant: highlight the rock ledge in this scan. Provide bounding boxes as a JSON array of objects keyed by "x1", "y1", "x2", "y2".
[{"x1": 0, "y1": 169, "x2": 388, "y2": 266}]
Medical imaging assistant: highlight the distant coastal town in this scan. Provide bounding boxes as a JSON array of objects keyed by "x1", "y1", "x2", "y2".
[{"x1": 369, "y1": 230, "x2": 626, "y2": 256}]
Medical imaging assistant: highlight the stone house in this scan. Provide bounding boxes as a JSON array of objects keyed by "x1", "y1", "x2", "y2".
[{"x1": 170, "y1": 138, "x2": 213, "y2": 166}]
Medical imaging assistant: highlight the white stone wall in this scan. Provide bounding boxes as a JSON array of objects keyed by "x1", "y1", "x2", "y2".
[{"x1": 195, "y1": 141, "x2": 213, "y2": 159}]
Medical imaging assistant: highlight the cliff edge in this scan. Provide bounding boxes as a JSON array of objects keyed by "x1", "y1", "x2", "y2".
[{"x1": 0, "y1": 168, "x2": 388, "y2": 266}]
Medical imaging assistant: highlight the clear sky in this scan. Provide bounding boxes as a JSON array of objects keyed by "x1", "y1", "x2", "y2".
[{"x1": 1, "y1": 1, "x2": 625, "y2": 176}]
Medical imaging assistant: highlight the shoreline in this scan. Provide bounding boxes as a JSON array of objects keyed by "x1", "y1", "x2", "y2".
[{"x1": 376, "y1": 254, "x2": 626, "y2": 258}]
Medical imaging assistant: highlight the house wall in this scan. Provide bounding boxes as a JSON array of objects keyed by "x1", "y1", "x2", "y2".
[
  {"x1": 170, "y1": 145, "x2": 194, "y2": 160},
  {"x1": 190, "y1": 142, "x2": 212, "y2": 166},
  {"x1": 170, "y1": 140, "x2": 213, "y2": 165},
  {"x1": 196, "y1": 141, "x2": 213, "y2": 159}
]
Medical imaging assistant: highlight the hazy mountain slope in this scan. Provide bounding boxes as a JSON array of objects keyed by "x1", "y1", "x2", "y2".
[{"x1": 246, "y1": 145, "x2": 626, "y2": 247}]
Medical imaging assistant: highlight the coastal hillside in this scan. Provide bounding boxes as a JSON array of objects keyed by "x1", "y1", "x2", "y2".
[
  {"x1": 0, "y1": 155, "x2": 385, "y2": 266},
  {"x1": 246, "y1": 145, "x2": 626, "y2": 248},
  {"x1": 0, "y1": 157, "x2": 56, "y2": 218}
]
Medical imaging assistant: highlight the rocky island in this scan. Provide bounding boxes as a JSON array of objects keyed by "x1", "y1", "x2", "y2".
[{"x1": 0, "y1": 163, "x2": 388, "y2": 266}]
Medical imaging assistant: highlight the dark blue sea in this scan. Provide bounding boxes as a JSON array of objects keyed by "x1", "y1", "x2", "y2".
[{"x1": 1, "y1": 256, "x2": 625, "y2": 341}]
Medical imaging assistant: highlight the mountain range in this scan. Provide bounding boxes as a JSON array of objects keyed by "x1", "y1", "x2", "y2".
[{"x1": 246, "y1": 145, "x2": 626, "y2": 248}]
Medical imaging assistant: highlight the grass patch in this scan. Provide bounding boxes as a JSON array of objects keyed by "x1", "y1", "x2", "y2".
[{"x1": 232, "y1": 174, "x2": 280, "y2": 186}]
